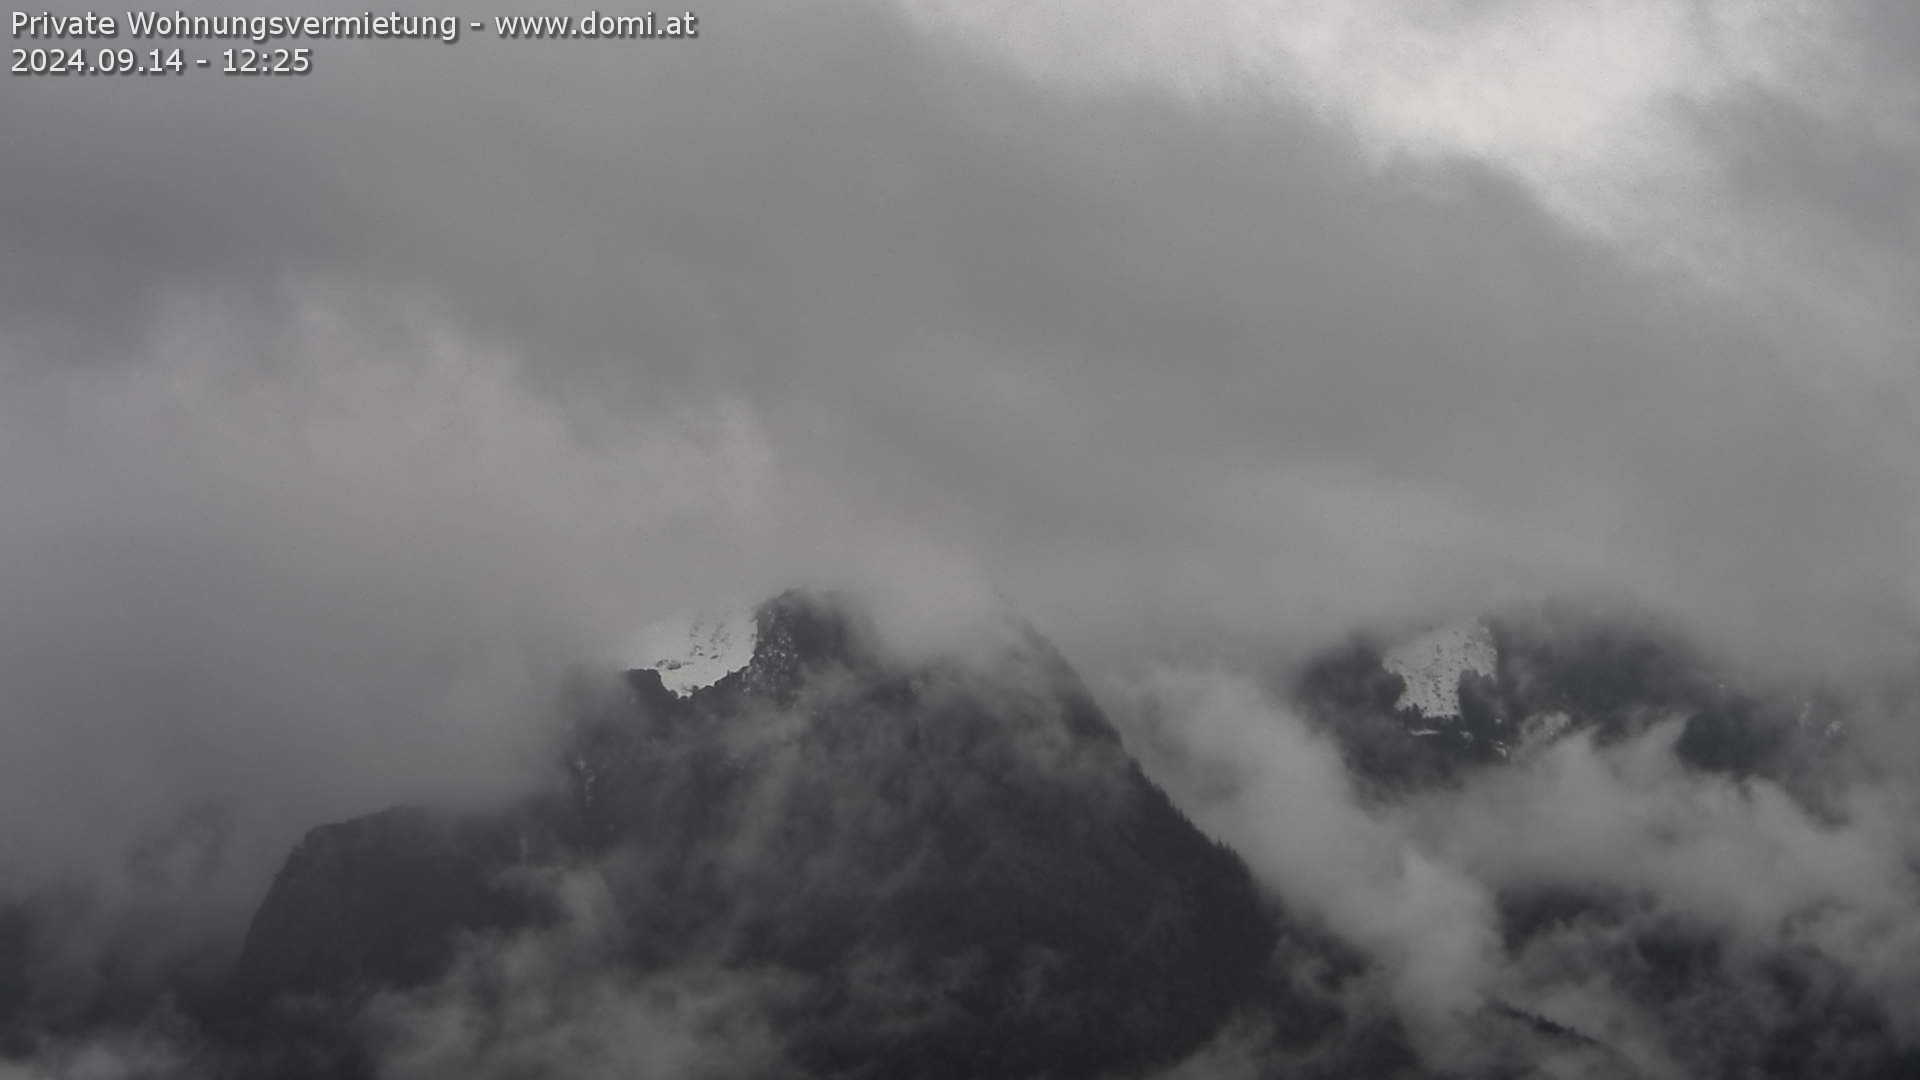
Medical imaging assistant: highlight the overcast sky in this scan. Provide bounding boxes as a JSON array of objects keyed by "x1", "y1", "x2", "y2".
[{"x1": 3, "y1": 0, "x2": 1918, "y2": 924}]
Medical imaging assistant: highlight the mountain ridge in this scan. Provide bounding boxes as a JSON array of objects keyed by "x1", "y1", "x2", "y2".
[{"x1": 206, "y1": 589, "x2": 1292, "y2": 1078}]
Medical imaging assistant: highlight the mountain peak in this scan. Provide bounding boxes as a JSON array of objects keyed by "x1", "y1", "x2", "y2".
[
  {"x1": 629, "y1": 605, "x2": 759, "y2": 697},
  {"x1": 217, "y1": 588, "x2": 1287, "y2": 1078},
  {"x1": 1381, "y1": 620, "x2": 1498, "y2": 721},
  {"x1": 625, "y1": 588, "x2": 881, "y2": 704}
]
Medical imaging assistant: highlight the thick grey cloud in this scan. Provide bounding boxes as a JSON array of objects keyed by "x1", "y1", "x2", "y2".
[
  {"x1": 3, "y1": 0, "x2": 1919, "y2": 1060},
  {"x1": 1116, "y1": 662, "x2": 1920, "y2": 1077}
]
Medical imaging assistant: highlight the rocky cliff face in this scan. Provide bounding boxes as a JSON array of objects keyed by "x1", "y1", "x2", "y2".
[
  {"x1": 1292, "y1": 605, "x2": 1915, "y2": 1080},
  {"x1": 211, "y1": 591, "x2": 1285, "y2": 1078},
  {"x1": 11, "y1": 595, "x2": 1909, "y2": 1078},
  {"x1": 1297, "y1": 604, "x2": 1844, "y2": 798}
]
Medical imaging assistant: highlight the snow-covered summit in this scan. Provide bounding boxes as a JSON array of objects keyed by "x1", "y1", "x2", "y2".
[
  {"x1": 1382, "y1": 621, "x2": 1497, "y2": 720},
  {"x1": 630, "y1": 606, "x2": 759, "y2": 697}
]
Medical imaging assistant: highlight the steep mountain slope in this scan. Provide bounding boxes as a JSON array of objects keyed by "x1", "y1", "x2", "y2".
[
  {"x1": 210, "y1": 591, "x2": 1285, "y2": 1078},
  {"x1": 1297, "y1": 605, "x2": 1844, "y2": 797},
  {"x1": 1293, "y1": 605, "x2": 1915, "y2": 1079},
  {"x1": 9, "y1": 595, "x2": 1908, "y2": 1078}
]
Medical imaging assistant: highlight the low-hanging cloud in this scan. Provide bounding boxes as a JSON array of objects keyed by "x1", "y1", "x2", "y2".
[
  {"x1": 1405, "y1": 720, "x2": 1920, "y2": 1035},
  {"x1": 1116, "y1": 668, "x2": 1501, "y2": 1061},
  {"x1": 1115, "y1": 661, "x2": 1920, "y2": 1075},
  {"x1": 3, "y1": 0, "x2": 1920, "y2": 1066},
  {"x1": 362, "y1": 866, "x2": 787, "y2": 1080}
]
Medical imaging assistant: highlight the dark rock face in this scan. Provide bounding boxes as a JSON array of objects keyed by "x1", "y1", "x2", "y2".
[
  {"x1": 213, "y1": 591, "x2": 1283, "y2": 1078},
  {"x1": 0, "y1": 904, "x2": 30, "y2": 1056},
  {"x1": 227, "y1": 808, "x2": 557, "y2": 1003},
  {"x1": 1491, "y1": 884, "x2": 1920, "y2": 1080},
  {"x1": 1296, "y1": 605, "x2": 1843, "y2": 798},
  {"x1": 1294, "y1": 606, "x2": 1910, "y2": 1080},
  {"x1": 18, "y1": 595, "x2": 1900, "y2": 1078}
]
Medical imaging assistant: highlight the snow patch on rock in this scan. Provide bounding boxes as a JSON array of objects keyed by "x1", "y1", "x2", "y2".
[
  {"x1": 1382, "y1": 621, "x2": 1497, "y2": 720},
  {"x1": 631, "y1": 606, "x2": 759, "y2": 697}
]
